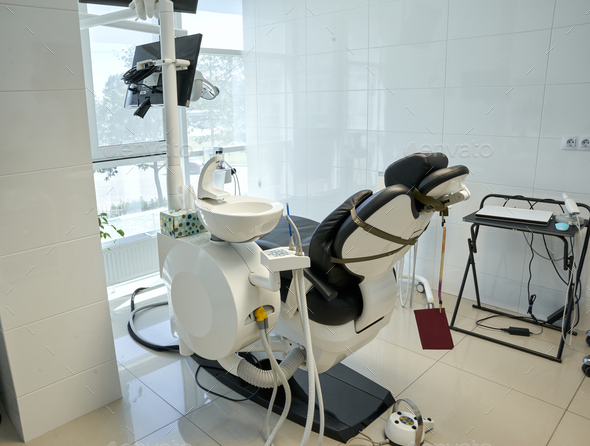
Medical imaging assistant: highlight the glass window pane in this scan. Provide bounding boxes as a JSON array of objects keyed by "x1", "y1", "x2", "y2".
[
  {"x1": 94, "y1": 159, "x2": 168, "y2": 242},
  {"x1": 88, "y1": 20, "x2": 164, "y2": 147},
  {"x1": 187, "y1": 54, "x2": 245, "y2": 149},
  {"x1": 181, "y1": 8, "x2": 243, "y2": 51}
]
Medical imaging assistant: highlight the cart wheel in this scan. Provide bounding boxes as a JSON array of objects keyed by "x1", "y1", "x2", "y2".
[
  {"x1": 586, "y1": 335, "x2": 590, "y2": 347},
  {"x1": 416, "y1": 283, "x2": 425, "y2": 294},
  {"x1": 583, "y1": 364, "x2": 590, "y2": 377}
]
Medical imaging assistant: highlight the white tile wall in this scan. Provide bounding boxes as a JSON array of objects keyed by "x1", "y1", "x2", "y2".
[
  {"x1": 245, "y1": 0, "x2": 590, "y2": 317},
  {"x1": 0, "y1": 236, "x2": 108, "y2": 331},
  {"x1": 0, "y1": 90, "x2": 92, "y2": 176},
  {"x1": 0, "y1": 1, "x2": 120, "y2": 441}
]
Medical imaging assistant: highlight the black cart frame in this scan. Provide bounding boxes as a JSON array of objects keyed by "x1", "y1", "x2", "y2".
[{"x1": 449, "y1": 194, "x2": 590, "y2": 363}]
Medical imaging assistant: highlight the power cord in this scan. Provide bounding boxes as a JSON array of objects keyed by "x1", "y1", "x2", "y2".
[
  {"x1": 127, "y1": 286, "x2": 261, "y2": 403},
  {"x1": 344, "y1": 432, "x2": 389, "y2": 445},
  {"x1": 475, "y1": 314, "x2": 544, "y2": 336}
]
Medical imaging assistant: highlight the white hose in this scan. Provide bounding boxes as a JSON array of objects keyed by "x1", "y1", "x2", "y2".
[
  {"x1": 236, "y1": 347, "x2": 305, "y2": 388},
  {"x1": 260, "y1": 329, "x2": 292, "y2": 446},
  {"x1": 294, "y1": 268, "x2": 324, "y2": 446}
]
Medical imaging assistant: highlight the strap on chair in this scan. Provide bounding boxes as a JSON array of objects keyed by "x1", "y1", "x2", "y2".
[
  {"x1": 329, "y1": 206, "x2": 420, "y2": 264},
  {"x1": 412, "y1": 188, "x2": 449, "y2": 216}
]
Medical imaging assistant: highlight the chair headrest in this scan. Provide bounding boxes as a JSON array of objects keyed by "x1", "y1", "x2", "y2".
[
  {"x1": 384, "y1": 153, "x2": 448, "y2": 190},
  {"x1": 418, "y1": 165, "x2": 470, "y2": 195}
]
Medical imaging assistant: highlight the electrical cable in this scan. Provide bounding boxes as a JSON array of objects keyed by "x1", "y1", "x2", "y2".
[
  {"x1": 195, "y1": 362, "x2": 260, "y2": 402},
  {"x1": 128, "y1": 287, "x2": 261, "y2": 403},
  {"x1": 122, "y1": 64, "x2": 158, "y2": 85},
  {"x1": 475, "y1": 314, "x2": 544, "y2": 336},
  {"x1": 344, "y1": 432, "x2": 389, "y2": 446}
]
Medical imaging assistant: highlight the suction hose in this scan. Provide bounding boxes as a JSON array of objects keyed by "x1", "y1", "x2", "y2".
[{"x1": 236, "y1": 347, "x2": 305, "y2": 388}]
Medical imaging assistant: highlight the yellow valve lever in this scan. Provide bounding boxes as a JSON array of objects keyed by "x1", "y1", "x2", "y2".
[{"x1": 255, "y1": 307, "x2": 268, "y2": 321}]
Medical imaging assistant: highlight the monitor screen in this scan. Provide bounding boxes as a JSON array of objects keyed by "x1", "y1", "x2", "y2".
[
  {"x1": 123, "y1": 33, "x2": 203, "y2": 114},
  {"x1": 79, "y1": 0, "x2": 198, "y2": 14}
]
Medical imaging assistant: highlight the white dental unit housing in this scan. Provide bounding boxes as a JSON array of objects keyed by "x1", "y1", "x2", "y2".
[{"x1": 127, "y1": 1, "x2": 472, "y2": 444}]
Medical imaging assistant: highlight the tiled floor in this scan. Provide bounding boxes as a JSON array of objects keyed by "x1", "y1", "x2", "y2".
[{"x1": 0, "y1": 274, "x2": 588, "y2": 445}]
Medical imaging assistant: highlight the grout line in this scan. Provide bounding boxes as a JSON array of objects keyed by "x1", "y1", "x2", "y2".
[
  {"x1": 532, "y1": 0, "x2": 558, "y2": 197},
  {"x1": 440, "y1": 0, "x2": 451, "y2": 142},
  {"x1": 0, "y1": 161, "x2": 95, "y2": 180},
  {"x1": 16, "y1": 358, "x2": 116, "y2": 399},
  {"x1": 2, "y1": 297, "x2": 111, "y2": 334},
  {"x1": 544, "y1": 409, "x2": 568, "y2": 446},
  {"x1": 0, "y1": 233, "x2": 98, "y2": 260}
]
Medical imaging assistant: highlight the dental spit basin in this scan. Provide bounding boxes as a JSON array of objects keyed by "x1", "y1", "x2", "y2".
[{"x1": 196, "y1": 195, "x2": 284, "y2": 243}]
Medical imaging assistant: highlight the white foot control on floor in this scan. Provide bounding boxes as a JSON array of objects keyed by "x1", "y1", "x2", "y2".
[{"x1": 385, "y1": 398, "x2": 434, "y2": 446}]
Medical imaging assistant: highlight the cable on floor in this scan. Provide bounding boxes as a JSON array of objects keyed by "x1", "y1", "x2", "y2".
[{"x1": 127, "y1": 286, "x2": 261, "y2": 403}]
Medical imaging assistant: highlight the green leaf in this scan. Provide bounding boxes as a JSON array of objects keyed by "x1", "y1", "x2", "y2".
[{"x1": 116, "y1": 229, "x2": 125, "y2": 237}]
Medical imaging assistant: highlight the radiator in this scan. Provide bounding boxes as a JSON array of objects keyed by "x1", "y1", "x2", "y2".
[{"x1": 102, "y1": 234, "x2": 159, "y2": 287}]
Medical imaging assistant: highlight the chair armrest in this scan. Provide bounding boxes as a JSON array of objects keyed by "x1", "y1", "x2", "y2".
[{"x1": 303, "y1": 268, "x2": 338, "y2": 302}]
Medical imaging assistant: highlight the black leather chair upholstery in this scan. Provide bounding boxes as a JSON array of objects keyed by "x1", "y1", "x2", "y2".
[{"x1": 257, "y1": 153, "x2": 465, "y2": 326}]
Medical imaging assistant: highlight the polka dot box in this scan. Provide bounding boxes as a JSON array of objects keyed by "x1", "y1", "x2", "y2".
[{"x1": 160, "y1": 210, "x2": 207, "y2": 238}]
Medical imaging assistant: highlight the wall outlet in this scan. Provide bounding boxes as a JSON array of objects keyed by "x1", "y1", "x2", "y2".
[
  {"x1": 562, "y1": 135, "x2": 577, "y2": 150},
  {"x1": 578, "y1": 136, "x2": 590, "y2": 151}
]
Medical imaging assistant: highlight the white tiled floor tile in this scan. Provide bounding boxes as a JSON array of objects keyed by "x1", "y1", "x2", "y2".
[
  {"x1": 548, "y1": 411, "x2": 590, "y2": 446},
  {"x1": 447, "y1": 0, "x2": 555, "y2": 39},
  {"x1": 376, "y1": 296, "x2": 472, "y2": 361},
  {"x1": 20, "y1": 366, "x2": 181, "y2": 446},
  {"x1": 342, "y1": 337, "x2": 436, "y2": 397},
  {"x1": 568, "y1": 376, "x2": 590, "y2": 420},
  {"x1": 398, "y1": 362, "x2": 565, "y2": 446},
  {"x1": 186, "y1": 396, "x2": 339, "y2": 446},
  {"x1": 440, "y1": 334, "x2": 586, "y2": 408},
  {"x1": 123, "y1": 354, "x2": 233, "y2": 416},
  {"x1": 133, "y1": 417, "x2": 220, "y2": 446}
]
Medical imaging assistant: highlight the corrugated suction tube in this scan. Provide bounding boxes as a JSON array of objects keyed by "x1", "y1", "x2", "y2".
[{"x1": 236, "y1": 347, "x2": 305, "y2": 388}]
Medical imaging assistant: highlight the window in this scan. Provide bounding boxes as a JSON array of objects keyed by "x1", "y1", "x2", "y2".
[{"x1": 80, "y1": 2, "x2": 246, "y2": 248}]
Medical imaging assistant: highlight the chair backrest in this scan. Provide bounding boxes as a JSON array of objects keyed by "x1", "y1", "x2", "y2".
[{"x1": 308, "y1": 153, "x2": 469, "y2": 285}]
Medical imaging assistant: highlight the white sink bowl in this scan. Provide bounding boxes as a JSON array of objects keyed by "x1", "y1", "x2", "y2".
[{"x1": 196, "y1": 196, "x2": 284, "y2": 243}]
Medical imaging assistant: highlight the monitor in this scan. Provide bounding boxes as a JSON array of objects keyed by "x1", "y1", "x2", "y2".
[{"x1": 123, "y1": 33, "x2": 203, "y2": 116}]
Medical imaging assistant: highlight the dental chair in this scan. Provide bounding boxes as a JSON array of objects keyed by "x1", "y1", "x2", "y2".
[{"x1": 158, "y1": 152, "x2": 470, "y2": 443}]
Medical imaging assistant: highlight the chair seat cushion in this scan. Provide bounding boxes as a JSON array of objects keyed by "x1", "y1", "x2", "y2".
[
  {"x1": 258, "y1": 216, "x2": 363, "y2": 325},
  {"x1": 279, "y1": 278, "x2": 363, "y2": 326}
]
